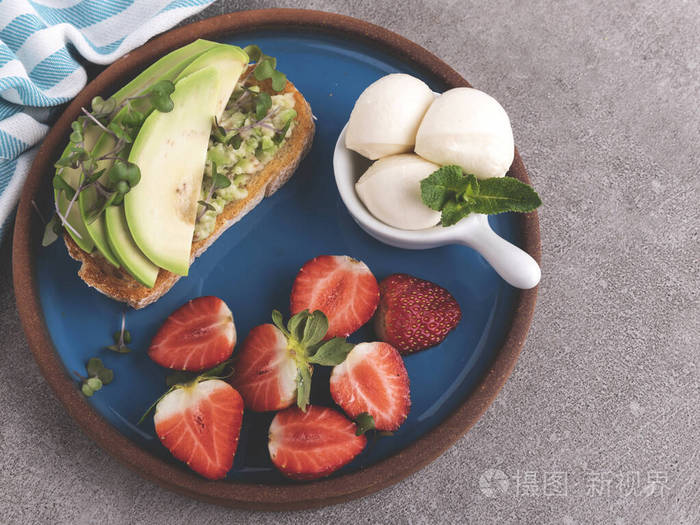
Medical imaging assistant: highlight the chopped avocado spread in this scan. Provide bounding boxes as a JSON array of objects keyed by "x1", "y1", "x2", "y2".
[{"x1": 194, "y1": 84, "x2": 297, "y2": 241}]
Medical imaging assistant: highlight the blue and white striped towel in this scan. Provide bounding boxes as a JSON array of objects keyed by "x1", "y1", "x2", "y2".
[{"x1": 0, "y1": 0, "x2": 216, "y2": 237}]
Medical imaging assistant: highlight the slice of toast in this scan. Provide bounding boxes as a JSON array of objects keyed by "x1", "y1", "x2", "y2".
[{"x1": 64, "y1": 75, "x2": 315, "y2": 309}]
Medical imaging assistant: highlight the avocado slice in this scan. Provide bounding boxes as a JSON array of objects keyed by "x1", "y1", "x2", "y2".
[
  {"x1": 105, "y1": 204, "x2": 158, "y2": 287},
  {"x1": 57, "y1": 39, "x2": 219, "y2": 256},
  {"x1": 124, "y1": 66, "x2": 222, "y2": 276},
  {"x1": 111, "y1": 45, "x2": 248, "y2": 281},
  {"x1": 174, "y1": 44, "x2": 249, "y2": 117}
]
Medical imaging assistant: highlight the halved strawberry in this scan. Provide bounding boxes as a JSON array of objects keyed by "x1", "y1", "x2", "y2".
[
  {"x1": 230, "y1": 310, "x2": 354, "y2": 412},
  {"x1": 268, "y1": 405, "x2": 367, "y2": 480},
  {"x1": 375, "y1": 274, "x2": 461, "y2": 354},
  {"x1": 149, "y1": 296, "x2": 236, "y2": 371},
  {"x1": 153, "y1": 378, "x2": 244, "y2": 480},
  {"x1": 330, "y1": 342, "x2": 410, "y2": 431},
  {"x1": 290, "y1": 255, "x2": 380, "y2": 339},
  {"x1": 229, "y1": 324, "x2": 298, "y2": 412}
]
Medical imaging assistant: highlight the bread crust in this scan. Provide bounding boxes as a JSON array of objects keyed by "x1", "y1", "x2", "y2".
[{"x1": 64, "y1": 75, "x2": 314, "y2": 309}]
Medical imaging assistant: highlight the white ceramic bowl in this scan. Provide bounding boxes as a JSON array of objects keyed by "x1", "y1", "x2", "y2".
[{"x1": 333, "y1": 124, "x2": 541, "y2": 289}]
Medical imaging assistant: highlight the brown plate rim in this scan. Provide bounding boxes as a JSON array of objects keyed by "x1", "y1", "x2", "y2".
[{"x1": 12, "y1": 8, "x2": 540, "y2": 510}]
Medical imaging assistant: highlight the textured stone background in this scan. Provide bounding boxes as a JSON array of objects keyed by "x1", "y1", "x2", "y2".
[{"x1": 1, "y1": 1, "x2": 698, "y2": 523}]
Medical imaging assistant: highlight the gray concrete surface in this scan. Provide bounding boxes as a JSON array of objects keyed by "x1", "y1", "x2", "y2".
[{"x1": 1, "y1": 0, "x2": 698, "y2": 523}]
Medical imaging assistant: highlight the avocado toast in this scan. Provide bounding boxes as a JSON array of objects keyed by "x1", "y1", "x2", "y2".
[{"x1": 55, "y1": 43, "x2": 315, "y2": 308}]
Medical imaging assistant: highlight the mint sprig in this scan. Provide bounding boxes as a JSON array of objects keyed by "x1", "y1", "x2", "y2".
[{"x1": 420, "y1": 165, "x2": 542, "y2": 227}]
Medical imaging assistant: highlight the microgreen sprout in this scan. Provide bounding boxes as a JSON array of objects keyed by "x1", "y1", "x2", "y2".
[
  {"x1": 196, "y1": 162, "x2": 231, "y2": 221},
  {"x1": 74, "y1": 357, "x2": 114, "y2": 397},
  {"x1": 50, "y1": 80, "x2": 176, "y2": 243},
  {"x1": 206, "y1": 46, "x2": 293, "y2": 154},
  {"x1": 105, "y1": 311, "x2": 132, "y2": 354},
  {"x1": 242, "y1": 45, "x2": 287, "y2": 92}
]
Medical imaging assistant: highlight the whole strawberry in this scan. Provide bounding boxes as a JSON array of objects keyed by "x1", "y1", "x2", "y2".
[{"x1": 374, "y1": 274, "x2": 461, "y2": 354}]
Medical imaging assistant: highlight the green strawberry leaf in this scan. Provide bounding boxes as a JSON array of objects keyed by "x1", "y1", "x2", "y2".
[
  {"x1": 354, "y1": 413, "x2": 376, "y2": 436},
  {"x1": 308, "y1": 338, "x2": 354, "y2": 366},
  {"x1": 202, "y1": 359, "x2": 233, "y2": 379},
  {"x1": 166, "y1": 370, "x2": 194, "y2": 387},
  {"x1": 271, "y1": 309, "x2": 289, "y2": 336},
  {"x1": 287, "y1": 309, "x2": 308, "y2": 342},
  {"x1": 301, "y1": 310, "x2": 328, "y2": 348},
  {"x1": 296, "y1": 364, "x2": 312, "y2": 412}
]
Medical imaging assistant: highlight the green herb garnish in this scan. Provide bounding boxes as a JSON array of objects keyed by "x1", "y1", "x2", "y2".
[
  {"x1": 105, "y1": 311, "x2": 132, "y2": 354},
  {"x1": 47, "y1": 81, "x2": 176, "y2": 245},
  {"x1": 196, "y1": 162, "x2": 231, "y2": 221},
  {"x1": 243, "y1": 45, "x2": 287, "y2": 92},
  {"x1": 74, "y1": 357, "x2": 114, "y2": 397},
  {"x1": 420, "y1": 165, "x2": 542, "y2": 227}
]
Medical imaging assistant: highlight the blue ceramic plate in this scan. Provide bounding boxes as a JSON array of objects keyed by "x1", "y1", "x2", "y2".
[{"x1": 17, "y1": 11, "x2": 538, "y2": 507}]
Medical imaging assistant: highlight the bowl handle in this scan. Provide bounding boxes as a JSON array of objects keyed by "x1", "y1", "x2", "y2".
[{"x1": 456, "y1": 214, "x2": 541, "y2": 289}]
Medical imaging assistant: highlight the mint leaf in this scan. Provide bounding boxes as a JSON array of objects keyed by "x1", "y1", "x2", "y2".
[
  {"x1": 296, "y1": 364, "x2": 312, "y2": 412},
  {"x1": 420, "y1": 165, "x2": 469, "y2": 210},
  {"x1": 354, "y1": 413, "x2": 376, "y2": 436},
  {"x1": 439, "y1": 198, "x2": 472, "y2": 227},
  {"x1": 420, "y1": 165, "x2": 542, "y2": 227},
  {"x1": 473, "y1": 177, "x2": 542, "y2": 214},
  {"x1": 308, "y1": 338, "x2": 354, "y2": 366}
]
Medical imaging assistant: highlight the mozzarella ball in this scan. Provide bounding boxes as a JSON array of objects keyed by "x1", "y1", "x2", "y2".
[
  {"x1": 355, "y1": 154, "x2": 442, "y2": 230},
  {"x1": 415, "y1": 87, "x2": 514, "y2": 179},
  {"x1": 345, "y1": 74, "x2": 435, "y2": 160}
]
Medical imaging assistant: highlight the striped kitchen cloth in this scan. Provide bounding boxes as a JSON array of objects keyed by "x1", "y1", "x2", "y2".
[{"x1": 0, "y1": 0, "x2": 217, "y2": 238}]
